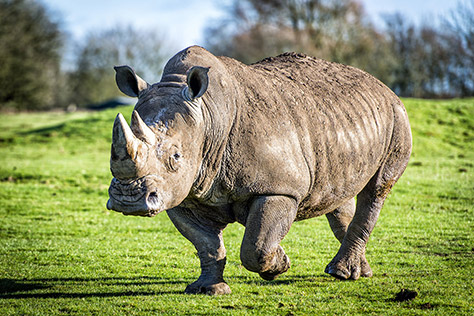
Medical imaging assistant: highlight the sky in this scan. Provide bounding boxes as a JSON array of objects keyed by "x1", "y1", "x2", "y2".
[{"x1": 42, "y1": 0, "x2": 460, "y2": 50}]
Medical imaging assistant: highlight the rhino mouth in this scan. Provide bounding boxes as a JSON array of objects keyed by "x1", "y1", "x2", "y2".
[{"x1": 106, "y1": 176, "x2": 164, "y2": 217}]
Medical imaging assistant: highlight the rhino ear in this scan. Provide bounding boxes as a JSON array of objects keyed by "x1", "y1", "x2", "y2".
[
  {"x1": 114, "y1": 65, "x2": 149, "y2": 98},
  {"x1": 186, "y1": 66, "x2": 209, "y2": 100}
]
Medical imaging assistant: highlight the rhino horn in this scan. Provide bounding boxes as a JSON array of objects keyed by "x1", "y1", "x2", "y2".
[
  {"x1": 110, "y1": 113, "x2": 144, "y2": 179},
  {"x1": 131, "y1": 110, "x2": 156, "y2": 145},
  {"x1": 112, "y1": 113, "x2": 140, "y2": 160}
]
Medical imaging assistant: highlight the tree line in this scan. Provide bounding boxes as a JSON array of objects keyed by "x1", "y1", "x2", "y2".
[
  {"x1": 0, "y1": 0, "x2": 173, "y2": 111},
  {"x1": 0, "y1": 0, "x2": 472, "y2": 111},
  {"x1": 205, "y1": 0, "x2": 473, "y2": 99}
]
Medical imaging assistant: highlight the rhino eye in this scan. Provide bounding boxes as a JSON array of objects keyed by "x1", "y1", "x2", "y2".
[{"x1": 168, "y1": 152, "x2": 181, "y2": 172}]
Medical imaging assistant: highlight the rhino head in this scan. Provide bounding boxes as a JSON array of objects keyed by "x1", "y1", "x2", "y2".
[{"x1": 106, "y1": 65, "x2": 209, "y2": 216}]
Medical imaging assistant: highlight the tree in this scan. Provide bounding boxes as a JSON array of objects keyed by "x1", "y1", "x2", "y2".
[
  {"x1": 0, "y1": 0, "x2": 63, "y2": 110},
  {"x1": 442, "y1": 0, "x2": 474, "y2": 97},
  {"x1": 206, "y1": 0, "x2": 473, "y2": 98},
  {"x1": 384, "y1": 1, "x2": 473, "y2": 98},
  {"x1": 205, "y1": 0, "x2": 394, "y2": 83},
  {"x1": 69, "y1": 25, "x2": 174, "y2": 107}
]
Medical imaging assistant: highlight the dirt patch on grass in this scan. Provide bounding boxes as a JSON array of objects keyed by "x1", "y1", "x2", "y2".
[{"x1": 394, "y1": 289, "x2": 418, "y2": 302}]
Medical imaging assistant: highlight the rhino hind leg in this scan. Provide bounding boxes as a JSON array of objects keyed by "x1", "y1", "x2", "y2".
[
  {"x1": 325, "y1": 199, "x2": 372, "y2": 278},
  {"x1": 325, "y1": 103, "x2": 411, "y2": 280},
  {"x1": 240, "y1": 195, "x2": 297, "y2": 280},
  {"x1": 325, "y1": 167, "x2": 394, "y2": 280},
  {"x1": 167, "y1": 207, "x2": 231, "y2": 295}
]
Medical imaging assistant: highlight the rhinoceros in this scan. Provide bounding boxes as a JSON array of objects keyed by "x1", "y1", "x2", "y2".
[{"x1": 107, "y1": 46, "x2": 412, "y2": 295}]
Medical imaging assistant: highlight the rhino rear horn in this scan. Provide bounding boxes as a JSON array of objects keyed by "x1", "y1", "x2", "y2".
[{"x1": 131, "y1": 110, "x2": 156, "y2": 145}]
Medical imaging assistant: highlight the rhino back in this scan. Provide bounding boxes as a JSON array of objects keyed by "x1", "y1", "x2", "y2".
[{"x1": 221, "y1": 53, "x2": 400, "y2": 220}]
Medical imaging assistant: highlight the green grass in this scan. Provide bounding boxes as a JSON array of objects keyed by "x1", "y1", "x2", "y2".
[{"x1": 0, "y1": 98, "x2": 473, "y2": 315}]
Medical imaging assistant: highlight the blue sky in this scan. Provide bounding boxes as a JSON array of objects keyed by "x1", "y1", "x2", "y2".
[
  {"x1": 43, "y1": 0, "x2": 223, "y2": 48},
  {"x1": 42, "y1": 0, "x2": 459, "y2": 49}
]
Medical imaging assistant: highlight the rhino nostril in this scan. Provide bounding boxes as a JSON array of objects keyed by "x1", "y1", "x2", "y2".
[
  {"x1": 147, "y1": 191, "x2": 159, "y2": 203},
  {"x1": 146, "y1": 191, "x2": 161, "y2": 211}
]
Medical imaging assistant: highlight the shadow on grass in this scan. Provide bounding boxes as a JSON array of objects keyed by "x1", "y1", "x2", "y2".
[
  {"x1": 228, "y1": 273, "x2": 337, "y2": 287},
  {"x1": 21, "y1": 123, "x2": 66, "y2": 137},
  {"x1": 0, "y1": 274, "x2": 337, "y2": 299},
  {"x1": 0, "y1": 276, "x2": 188, "y2": 299},
  {"x1": 0, "y1": 278, "x2": 50, "y2": 294}
]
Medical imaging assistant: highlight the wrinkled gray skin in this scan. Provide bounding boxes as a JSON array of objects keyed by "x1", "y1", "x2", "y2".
[{"x1": 107, "y1": 46, "x2": 412, "y2": 295}]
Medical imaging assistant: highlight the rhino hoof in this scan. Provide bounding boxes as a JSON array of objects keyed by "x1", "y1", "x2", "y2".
[
  {"x1": 325, "y1": 265, "x2": 352, "y2": 280},
  {"x1": 325, "y1": 251, "x2": 374, "y2": 280},
  {"x1": 185, "y1": 282, "x2": 231, "y2": 295},
  {"x1": 360, "y1": 259, "x2": 373, "y2": 278},
  {"x1": 259, "y1": 271, "x2": 281, "y2": 281},
  {"x1": 325, "y1": 254, "x2": 373, "y2": 280},
  {"x1": 258, "y1": 252, "x2": 291, "y2": 281}
]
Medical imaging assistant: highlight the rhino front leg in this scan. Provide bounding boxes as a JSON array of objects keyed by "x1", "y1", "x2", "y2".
[
  {"x1": 167, "y1": 207, "x2": 231, "y2": 295},
  {"x1": 326, "y1": 198, "x2": 356, "y2": 242},
  {"x1": 240, "y1": 195, "x2": 297, "y2": 280},
  {"x1": 325, "y1": 198, "x2": 372, "y2": 278}
]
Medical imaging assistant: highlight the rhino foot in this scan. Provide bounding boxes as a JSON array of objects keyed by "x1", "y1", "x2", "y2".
[
  {"x1": 360, "y1": 256, "x2": 373, "y2": 278},
  {"x1": 185, "y1": 280, "x2": 231, "y2": 295},
  {"x1": 258, "y1": 250, "x2": 291, "y2": 281},
  {"x1": 325, "y1": 252, "x2": 372, "y2": 280},
  {"x1": 259, "y1": 269, "x2": 286, "y2": 281}
]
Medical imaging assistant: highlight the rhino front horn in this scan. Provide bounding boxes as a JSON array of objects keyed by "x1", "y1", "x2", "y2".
[{"x1": 110, "y1": 113, "x2": 143, "y2": 179}]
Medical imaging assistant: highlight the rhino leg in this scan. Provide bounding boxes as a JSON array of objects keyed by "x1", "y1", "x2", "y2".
[
  {"x1": 325, "y1": 105, "x2": 411, "y2": 280},
  {"x1": 326, "y1": 198, "x2": 356, "y2": 242},
  {"x1": 324, "y1": 171, "x2": 387, "y2": 280},
  {"x1": 240, "y1": 195, "x2": 297, "y2": 280},
  {"x1": 325, "y1": 198, "x2": 372, "y2": 278},
  {"x1": 167, "y1": 207, "x2": 231, "y2": 295}
]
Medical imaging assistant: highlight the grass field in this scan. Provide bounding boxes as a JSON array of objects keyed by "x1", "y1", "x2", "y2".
[{"x1": 0, "y1": 98, "x2": 473, "y2": 315}]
